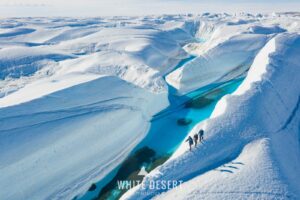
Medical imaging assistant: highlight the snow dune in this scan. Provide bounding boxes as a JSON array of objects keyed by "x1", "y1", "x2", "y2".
[{"x1": 122, "y1": 33, "x2": 300, "y2": 200}]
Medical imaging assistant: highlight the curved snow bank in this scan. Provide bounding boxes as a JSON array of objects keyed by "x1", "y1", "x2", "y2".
[
  {"x1": 166, "y1": 33, "x2": 270, "y2": 94},
  {"x1": 57, "y1": 26, "x2": 190, "y2": 74},
  {"x1": 0, "y1": 76, "x2": 168, "y2": 200},
  {"x1": 57, "y1": 51, "x2": 167, "y2": 93},
  {"x1": 122, "y1": 33, "x2": 300, "y2": 200},
  {"x1": 0, "y1": 50, "x2": 167, "y2": 107}
]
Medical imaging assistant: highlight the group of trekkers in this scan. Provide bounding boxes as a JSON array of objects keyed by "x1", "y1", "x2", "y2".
[{"x1": 185, "y1": 129, "x2": 204, "y2": 151}]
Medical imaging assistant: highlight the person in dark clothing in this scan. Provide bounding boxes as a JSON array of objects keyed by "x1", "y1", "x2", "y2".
[
  {"x1": 198, "y1": 129, "x2": 204, "y2": 142},
  {"x1": 193, "y1": 133, "x2": 199, "y2": 147},
  {"x1": 185, "y1": 136, "x2": 193, "y2": 151}
]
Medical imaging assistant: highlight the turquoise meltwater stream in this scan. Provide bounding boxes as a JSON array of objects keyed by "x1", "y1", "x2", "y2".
[{"x1": 79, "y1": 41, "x2": 244, "y2": 200}]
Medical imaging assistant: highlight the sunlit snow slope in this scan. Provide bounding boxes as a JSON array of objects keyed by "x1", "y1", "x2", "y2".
[{"x1": 123, "y1": 23, "x2": 300, "y2": 200}]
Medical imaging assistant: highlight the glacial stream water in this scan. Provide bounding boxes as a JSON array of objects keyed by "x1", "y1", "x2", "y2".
[{"x1": 78, "y1": 53, "x2": 244, "y2": 200}]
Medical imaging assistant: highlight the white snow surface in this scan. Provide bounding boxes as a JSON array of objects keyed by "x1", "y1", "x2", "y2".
[
  {"x1": 0, "y1": 13, "x2": 299, "y2": 200},
  {"x1": 0, "y1": 16, "x2": 195, "y2": 200},
  {"x1": 122, "y1": 33, "x2": 300, "y2": 199},
  {"x1": 166, "y1": 15, "x2": 297, "y2": 94}
]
